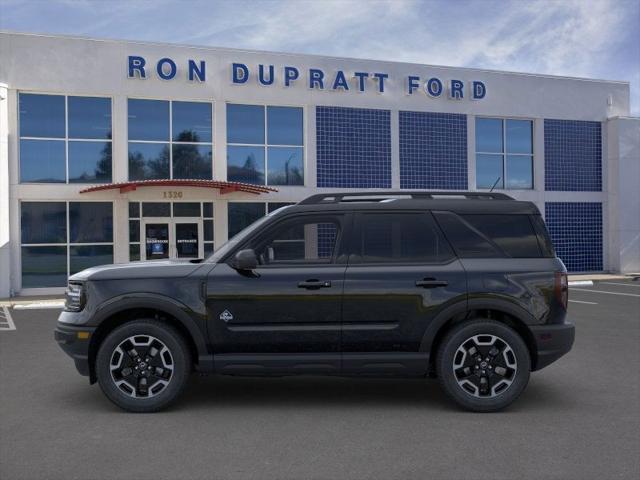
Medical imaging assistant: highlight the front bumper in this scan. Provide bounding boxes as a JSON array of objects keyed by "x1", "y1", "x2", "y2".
[
  {"x1": 54, "y1": 322, "x2": 96, "y2": 377},
  {"x1": 530, "y1": 321, "x2": 575, "y2": 371}
]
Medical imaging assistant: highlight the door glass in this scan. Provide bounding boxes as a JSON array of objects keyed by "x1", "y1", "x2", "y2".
[
  {"x1": 175, "y1": 223, "x2": 200, "y2": 258},
  {"x1": 145, "y1": 223, "x2": 169, "y2": 259}
]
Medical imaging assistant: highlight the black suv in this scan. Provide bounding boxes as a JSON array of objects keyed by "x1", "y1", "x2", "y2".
[{"x1": 55, "y1": 192, "x2": 574, "y2": 412}]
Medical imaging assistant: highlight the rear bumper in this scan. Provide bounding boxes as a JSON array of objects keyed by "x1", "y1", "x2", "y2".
[
  {"x1": 530, "y1": 321, "x2": 575, "y2": 371},
  {"x1": 54, "y1": 323, "x2": 95, "y2": 377}
]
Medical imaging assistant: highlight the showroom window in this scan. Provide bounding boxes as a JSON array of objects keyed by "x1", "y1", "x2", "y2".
[
  {"x1": 20, "y1": 202, "x2": 113, "y2": 288},
  {"x1": 227, "y1": 104, "x2": 304, "y2": 186},
  {"x1": 227, "y1": 202, "x2": 295, "y2": 238},
  {"x1": 19, "y1": 93, "x2": 112, "y2": 183},
  {"x1": 476, "y1": 118, "x2": 533, "y2": 189},
  {"x1": 128, "y1": 99, "x2": 213, "y2": 180}
]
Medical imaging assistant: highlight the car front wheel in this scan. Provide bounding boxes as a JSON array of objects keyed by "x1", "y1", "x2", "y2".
[
  {"x1": 96, "y1": 319, "x2": 191, "y2": 413},
  {"x1": 436, "y1": 319, "x2": 530, "y2": 412}
]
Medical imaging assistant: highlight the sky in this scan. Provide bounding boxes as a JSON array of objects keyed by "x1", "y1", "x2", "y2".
[{"x1": 1, "y1": 0, "x2": 639, "y2": 114}]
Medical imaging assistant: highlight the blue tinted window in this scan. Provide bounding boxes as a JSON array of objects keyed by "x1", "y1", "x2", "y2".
[
  {"x1": 173, "y1": 203, "x2": 201, "y2": 217},
  {"x1": 227, "y1": 104, "x2": 264, "y2": 144},
  {"x1": 21, "y1": 246, "x2": 68, "y2": 287},
  {"x1": 203, "y1": 202, "x2": 213, "y2": 218},
  {"x1": 128, "y1": 99, "x2": 169, "y2": 141},
  {"x1": 267, "y1": 106, "x2": 303, "y2": 145},
  {"x1": 506, "y1": 155, "x2": 533, "y2": 189},
  {"x1": 68, "y1": 96, "x2": 112, "y2": 139},
  {"x1": 130, "y1": 244, "x2": 141, "y2": 261},
  {"x1": 506, "y1": 120, "x2": 532, "y2": 154},
  {"x1": 21, "y1": 202, "x2": 67, "y2": 244},
  {"x1": 128, "y1": 142, "x2": 170, "y2": 180},
  {"x1": 204, "y1": 220, "x2": 214, "y2": 241},
  {"x1": 476, "y1": 118, "x2": 503, "y2": 153},
  {"x1": 228, "y1": 203, "x2": 265, "y2": 238},
  {"x1": 129, "y1": 220, "x2": 140, "y2": 242},
  {"x1": 70, "y1": 245, "x2": 113, "y2": 274},
  {"x1": 69, "y1": 202, "x2": 113, "y2": 243},
  {"x1": 173, "y1": 102, "x2": 212, "y2": 143},
  {"x1": 19, "y1": 93, "x2": 65, "y2": 138},
  {"x1": 267, "y1": 147, "x2": 303, "y2": 185},
  {"x1": 227, "y1": 146, "x2": 265, "y2": 184},
  {"x1": 476, "y1": 154, "x2": 504, "y2": 189},
  {"x1": 172, "y1": 144, "x2": 212, "y2": 179},
  {"x1": 20, "y1": 139, "x2": 66, "y2": 183},
  {"x1": 68, "y1": 141, "x2": 112, "y2": 183}
]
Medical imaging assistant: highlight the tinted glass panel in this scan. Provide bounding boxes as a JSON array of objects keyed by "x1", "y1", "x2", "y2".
[
  {"x1": 506, "y1": 119, "x2": 532, "y2": 154},
  {"x1": 476, "y1": 153, "x2": 503, "y2": 189},
  {"x1": 142, "y1": 202, "x2": 171, "y2": 217},
  {"x1": 21, "y1": 246, "x2": 67, "y2": 288},
  {"x1": 175, "y1": 223, "x2": 200, "y2": 258},
  {"x1": 227, "y1": 146, "x2": 265, "y2": 184},
  {"x1": 267, "y1": 106, "x2": 303, "y2": 145},
  {"x1": 19, "y1": 94, "x2": 65, "y2": 138},
  {"x1": 145, "y1": 223, "x2": 170, "y2": 259},
  {"x1": 227, "y1": 104, "x2": 264, "y2": 144},
  {"x1": 267, "y1": 147, "x2": 304, "y2": 185},
  {"x1": 129, "y1": 220, "x2": 140, "y2": 242},
  {"x1": 476, "y1": 118, "x2": 503, "y2": 153},
  {"x1": 70, "y1": 245, "x2": 113, "y2": 274},
  {"x1": 69, "y1": 202, "x2": 113, "y2": 243},
  {"x1": 130, "y1": 243, "x2": 141, "y2": 261},
  {"x1": 68, "y1": 96, "x2": 112, "y2": 139},
  {"x1": 357, "y1": 213, "x2": 454, "y2": 263},
  {"x1": 68, "y1": 141, "x2": 112, "y2": 183},
  {"x1": 172, "y1": 144, "x2": 212, "y2": 179},
  {"x1": 129, "y1": 202, "x2": 140, "y2": 218},
  {"x1": 434, "y1": 212, "x2": 501, "y2": 258},
  {"x1": 21, "y1": 202, "x2": 66, "y2": 244},
  {"x1": 128, "y1": 142, "x2": 170, "y2": 180},
  {"x1": 203, "y1": 202, "x2": 213, "y2": 218},
  {"x1": 172, "y1": 102, "x2": 212, "y2": 143},
  {"x1": 173, "y1": 203, "x2": 201, "y2": 217},
  {"x1": 228, "y1": 203, "x2": 265, "y2": 238},
  {"x1": 204, "y1": 243, "x2": 214, "y2": 256},
  {"x1": 20, "y1": 139, "x2": 65, "y2": 183},
  {"x1": 128, "y1": 99, "x2": 169, "y2": 141},
  {"x1": 506, "y1": 154, "x2": 533, "y2": 189},
  {"x1": 267, "y1": 202, "x2": 295, "y2": 213},
  {"x1": 461, "y1": 214, "x2": 541, "y2": 258},
  {"x1": 204, "y1": 220, "x2": 214, "y2": 241},
  {"x1": 255, "y1": 219, "x2": 338, "y2": 264},
  {"x1": 531, "y1": 214, "x2": 555, "y2": 257}
]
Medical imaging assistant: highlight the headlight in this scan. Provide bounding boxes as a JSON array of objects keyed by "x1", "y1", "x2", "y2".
[{"x1": 64, "y1": 282, "x2": 86, "y2": 312}]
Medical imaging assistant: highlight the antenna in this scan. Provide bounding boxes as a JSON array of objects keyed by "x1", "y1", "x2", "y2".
[{"x1": 489, "y1": 177, "x2": 501, "y2": 193}]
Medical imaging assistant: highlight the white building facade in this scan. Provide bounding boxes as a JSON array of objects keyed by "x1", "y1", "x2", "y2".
[{"x1": 0, "y1": 32, "x2": 638, "y2": 296}]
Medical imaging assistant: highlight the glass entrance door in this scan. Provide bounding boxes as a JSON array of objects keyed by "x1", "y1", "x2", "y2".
[{"x1": 142, "y1": 218, "x2": 203, "y2": 260}]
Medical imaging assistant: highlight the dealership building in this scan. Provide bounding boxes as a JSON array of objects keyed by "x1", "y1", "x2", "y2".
[{"x1": 0, "y1": 31, "x2": 638, "y2": 296}]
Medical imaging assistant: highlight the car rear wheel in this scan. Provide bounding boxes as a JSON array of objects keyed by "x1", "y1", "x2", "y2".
[
  {"x1": 96, "y1": 319, "x2": 191, "y2": 412},
  {"x1": 436, "y1": 319, "x2": 530, "y2": 412}
]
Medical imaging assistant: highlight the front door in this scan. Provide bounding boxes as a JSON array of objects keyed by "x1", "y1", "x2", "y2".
[
  {"x1": 206, "y1": 213, "x2": 350, "y2": 374},
  {"x1": 142, "y1": 218, "x2": 203, "y2": 260},
  {"x1": 341, "y1": 212, "x2": 467, "y2": 375}
]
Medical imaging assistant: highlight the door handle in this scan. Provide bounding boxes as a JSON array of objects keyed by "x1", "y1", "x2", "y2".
[
  {"x1": 415, "y1": 278, "x2": 448, "y2": 288},
  {"x1": 298, "y1": 279, "x2": 332, "y2": 289}
]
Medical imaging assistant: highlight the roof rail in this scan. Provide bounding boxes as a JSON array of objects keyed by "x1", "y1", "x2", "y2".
[{"x1": 298, "y1": 191, "x2": 513, "y2": 205}]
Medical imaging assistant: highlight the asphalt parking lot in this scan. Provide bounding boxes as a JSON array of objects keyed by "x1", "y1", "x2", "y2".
[{"x1": 1, "y1": 280, "x2": 639, "y2": 480}]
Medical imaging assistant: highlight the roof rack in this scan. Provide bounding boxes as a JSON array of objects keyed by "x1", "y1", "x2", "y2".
[{"x1": 298, "y1": 191, "x2": 513, "y2": 205}]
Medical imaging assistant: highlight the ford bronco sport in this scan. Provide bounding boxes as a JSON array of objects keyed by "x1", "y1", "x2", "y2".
[{"x1": 55, "y1": 191, "x2": 575, "y2": 412}]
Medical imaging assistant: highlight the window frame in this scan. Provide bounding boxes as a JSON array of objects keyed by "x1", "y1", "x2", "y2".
[
  {"x1": 226, "y1": 103, "x2": 306, "y2": 187},
  {"x1": 127, "y1": 98, "x2": 214, "y2": 181},
  {"x1": 475, "y1": 116, "x2": 534, "y2": 190},
  {"x1": 19, "y1": 200, "x2": 115, "y2": 289},
  {"x1": 349, "y1": 211, "x2": 457, "y2": 266},
  {"x1": 18, "y1": 92, "x2": 114, "y2": 184}
]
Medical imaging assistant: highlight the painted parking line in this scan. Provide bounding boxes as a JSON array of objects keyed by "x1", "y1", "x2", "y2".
[
  {"x1": 0, "y1": 306, "x2": 16, "y2": 331},
  {"x1": 569, "y1": 299, "x2": 598, "y2": 305},
  {"x1": 570, "y1": 288, "x2": 640, "y2": 298},
  {"x1": 600, "y1": 282, "x2": 640, "y2": 288},
  {"x1": 13, "y1": 301, "x2": 65, "y2": 310}
]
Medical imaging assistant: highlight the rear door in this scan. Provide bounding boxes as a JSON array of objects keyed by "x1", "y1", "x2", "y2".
[{"x1": 341, "y1": 211, "x2": 466, "y2": 374}]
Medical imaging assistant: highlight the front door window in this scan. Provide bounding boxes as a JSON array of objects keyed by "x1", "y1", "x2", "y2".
[
  {"x1": 142, "y1": 219, "x2": 202, "y2": 260},
  {"x1": 145, "y1": 223, "x2": 170, "y2": 259},
  {"x1": 175, "y1": 222, "x2": 200, "y2": 258}
]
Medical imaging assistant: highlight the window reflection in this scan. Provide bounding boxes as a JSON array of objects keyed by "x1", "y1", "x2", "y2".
[
  {"x1": 68, "y1": 96, "x2": 112, "y2": 139},
  {"x1": 172, "y1": 144, "x2": 212, "y2": 179},
  {"x1": 19, "y1": 94, "x2": 65, "y2": 138},
  {"x1": 128, "y1": 99, "x2": 170, "y2": 141},
  {"x1": 68, "y1": 141, "x2": 112, "y2": 183},
  {"x1": 20, "y1": 139, "x2": 66, "y2": 183},
  {"x1": 227, "y1": 146, "x2": 265, "y2": 184},
  {"x1": 227, "y1": 104, "x2": 264, "y2": 144},
  {"x1": 267, "y1": 147, "x2": 303, "y2": 185},
  {"x1": 172, "y1": 102, "x2": 212, "y2": 143},
  {"x1": 128, "y1": 143, "x2": 170, "y2": 180},
  {"x1": 69, "y1": 202, "x2": 113, "y2": 243},
  {"x1": 228, "y1": 203, "x2": 266, "y2": 238}
]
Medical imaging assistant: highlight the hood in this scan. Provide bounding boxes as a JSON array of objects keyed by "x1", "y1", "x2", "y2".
[{"x1": 69, "y1": 259, "x2": 205, "y2": 282}]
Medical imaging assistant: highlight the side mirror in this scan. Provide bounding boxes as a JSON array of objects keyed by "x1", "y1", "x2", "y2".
[{"x1": 232, "y1": 249, "x2": 258, "y2": 271}]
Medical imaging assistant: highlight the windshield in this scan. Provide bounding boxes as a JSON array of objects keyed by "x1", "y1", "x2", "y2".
[{"x1": 205, "y1": 205, "x2": 293, "y2": 263}]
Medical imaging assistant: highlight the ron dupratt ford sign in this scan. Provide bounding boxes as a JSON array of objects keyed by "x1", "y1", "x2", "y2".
[{"x1": 127, "y1": 56, "x2": 487, "y2": 100}]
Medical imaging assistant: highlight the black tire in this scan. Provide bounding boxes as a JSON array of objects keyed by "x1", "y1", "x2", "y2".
[
  {"x1": 96, "y1": 319, "x2": 191, "y2": 413},
  {"x1": 436, "y1": 319, "x2": 530, "y2": 412}
]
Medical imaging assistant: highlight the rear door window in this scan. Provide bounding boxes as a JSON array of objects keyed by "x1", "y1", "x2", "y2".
[{"x1": 354, "y1": 212, "x2": 454, "y2": 264}]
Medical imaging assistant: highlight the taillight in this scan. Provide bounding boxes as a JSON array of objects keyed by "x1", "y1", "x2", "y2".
[{"x1": 555, "y1": 272, "x2": 568, "y2": 310}]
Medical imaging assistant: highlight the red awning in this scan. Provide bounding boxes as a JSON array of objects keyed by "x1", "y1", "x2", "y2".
[{"x1": 79, "y1": 179, "x2": 278, "y2": 195}]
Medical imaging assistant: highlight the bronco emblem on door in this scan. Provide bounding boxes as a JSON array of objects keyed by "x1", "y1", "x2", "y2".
[{"x1": 219, "y1": 310, "x2": 233, "y2": 322}]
